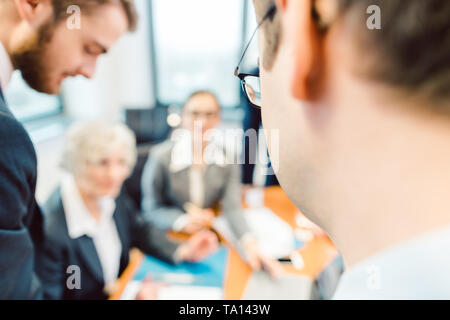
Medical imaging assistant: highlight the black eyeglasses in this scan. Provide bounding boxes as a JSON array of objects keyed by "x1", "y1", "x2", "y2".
[{"x1": 234, "y1": 4, "x2": 277, "y2": 109}]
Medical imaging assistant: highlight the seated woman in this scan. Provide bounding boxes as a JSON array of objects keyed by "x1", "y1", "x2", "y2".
[
  {"x1": 141, "y1": 90, "x2": 282, "y2": 276},
  {"x1": 36, "y1": 121, "x2": 218, "y2": 300}
]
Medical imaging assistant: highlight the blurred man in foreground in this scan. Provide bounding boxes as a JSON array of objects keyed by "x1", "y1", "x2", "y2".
[{"x1": 242, "y1": 0, "x2": 450, "y2": 298}]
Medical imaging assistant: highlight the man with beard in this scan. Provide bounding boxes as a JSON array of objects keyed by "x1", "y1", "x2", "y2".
[{"x1": 0, "y1": 0, "x2": 136, "y2": 299}]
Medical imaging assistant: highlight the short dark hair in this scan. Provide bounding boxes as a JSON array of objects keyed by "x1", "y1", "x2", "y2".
[
  {"x1": 52, "y1": 0, "x2": 137, "y2": 31},
  {"x1": 254, "y1": 0, "x2": 282, "y2": 71},
  {"x1": 254, "y1": 0, "x2": 450, "y2": 105}
]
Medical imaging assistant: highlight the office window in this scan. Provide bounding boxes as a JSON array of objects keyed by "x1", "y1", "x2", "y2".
[
  {"x1": 151, "y1": 0, "x2": 245, "y2": 108},
  {"x1": 5, "y1": 71, "x2": 62, "y2": 122}
]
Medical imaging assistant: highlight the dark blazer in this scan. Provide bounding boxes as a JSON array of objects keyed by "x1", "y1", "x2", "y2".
[
  {"x1": 0, "y1": 87, "x2": 44, "y2": 299},
  {"x1": 36, "y1": 187, "x2": 179, "y2": 300}
]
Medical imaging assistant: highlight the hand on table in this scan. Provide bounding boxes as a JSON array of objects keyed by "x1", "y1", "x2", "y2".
[
  {"x1": 242, "y1": 238, "x2": 284, "y2": 278},
  {"x1": 296, "y1": 214, "x2": 326, "y2": 238},
  {"x1": 176, "y1": 230, "x2": 219, "y2": 262},
  {"x1": 181, "y1": 204, "x2": 215, "y2": 234},
  {"x1": 135, "y1": 277, "x2": 167, "y2": 300}
]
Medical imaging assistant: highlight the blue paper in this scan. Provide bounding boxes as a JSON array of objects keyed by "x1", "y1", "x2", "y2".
[{"x1": 133, "y1": 246, "x2": 228, "y2": 288}]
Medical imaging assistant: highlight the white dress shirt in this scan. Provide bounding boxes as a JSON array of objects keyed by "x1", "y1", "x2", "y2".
[
  {"x1": 169, "y1": 132, "x2": 255, "y2": 245},
  {"x1": 0, "y1": 41, "x2": 14, "y2": 91},
  {"x1": 333, "y1": 225, "x2": 450, "y2": 299},
  {"x1": 170, "y1": 132, "x2": 227, "y2": 232},
  {"x1": 189, "y1": 166, "x2": 205, "y2": 208},
  {"x1": 61, "y1": 174, "x2": 122, "y2": 288},
  {"x1": 171, "y1": 165, "x2": 208, "y2": 232}
]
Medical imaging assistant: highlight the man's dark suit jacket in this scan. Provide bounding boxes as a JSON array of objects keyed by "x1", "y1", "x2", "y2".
[
  {"x1": 0, "y1": 87, "x2": 44, "y2": 299},
  {"x1": 36, "y1": 187, "x2": 180, "y2": 300}
]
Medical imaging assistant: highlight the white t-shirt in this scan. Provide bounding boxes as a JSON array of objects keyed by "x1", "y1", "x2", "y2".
[{"x1": 333, "y1": 225, "x2": 450, "y2": 299}]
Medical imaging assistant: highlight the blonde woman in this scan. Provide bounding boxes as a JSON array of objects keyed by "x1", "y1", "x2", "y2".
[{"x1": 36, "y1": 121, "x2": 217, "y2": 300}]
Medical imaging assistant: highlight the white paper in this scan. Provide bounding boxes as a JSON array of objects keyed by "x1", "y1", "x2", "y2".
[
  {"x1": 242, "y1": 271, "x2": 313, "y2": 300},
  {"x1": 245, "y1": 188, "x2": 265, "y2": 208},
  {"x1": 213, "y1": 207, "x2": 296, "y2": 259},
  {"x1": 120, "y1": 280, "x2": 142, "y2": 300},
  {"x1": 120, "y1": 281, "x2": 223, "y2": 300},
  {"x1": 158, "y1": 286, "x2": 223, "y2": 300}
]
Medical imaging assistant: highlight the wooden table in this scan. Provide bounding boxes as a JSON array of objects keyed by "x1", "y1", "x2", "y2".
[{"x1": 110, "y1": 187, "x2": 338, "y2": 300}]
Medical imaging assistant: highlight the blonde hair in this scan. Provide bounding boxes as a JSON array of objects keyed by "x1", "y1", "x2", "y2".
[{"x1": 62, "y1": 121, "x2": 137, "y2": 176}]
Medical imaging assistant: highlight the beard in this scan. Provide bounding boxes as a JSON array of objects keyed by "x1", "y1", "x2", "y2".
[{"x1": 11, "y1": 22, "x2": 59, "y2": 94}]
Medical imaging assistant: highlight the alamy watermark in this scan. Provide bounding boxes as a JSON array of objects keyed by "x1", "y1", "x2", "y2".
[
  {"x1": 66, "y1": 5, "x2": 81, "y2": 30},
  {"x1": 366, "y1": 264, "x2": 381, "y2": 291},
  {"x1": 66, "y1": 265, "x2": 81, "y2": 290},
  {"x1": 366, "y1": 5, "x2": 381, "y2": 30},
  {"x1": 170, "y1": 120, "x2": 280, "y2": 176}
]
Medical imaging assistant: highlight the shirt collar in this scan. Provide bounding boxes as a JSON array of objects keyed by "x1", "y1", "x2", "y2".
[
  {"x1": 0, "y1": 41, "x2": 14, "y2": 91},
  {"x1": 169, "y1": 131, "x2": 228, "y2": 172},
  {"x1": 61, "y1": 173, "x2": 116, "y2": 239},
  {"x1": 333, "y1": 225, "x2": 450, "y2": 299}
]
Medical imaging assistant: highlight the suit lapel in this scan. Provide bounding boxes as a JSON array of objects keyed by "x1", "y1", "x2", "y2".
[
  {"x1": 74, "y1": 235, "x2": 104, "y2": 284},
  {"x1": 203, "y1": 165, "x2": 225, "y2": 208},
  {"x1": 170, "y1": 165, "x2": 226, "y2": 208},
  {"x1": 113, "y1": 210, "x2": 127, "y2": 250},
  {"x1": 170, "y1": 168, "x2": 191, "y2": 206},
  {"x1": 0, "y1": 86, "x2": 8, "y2": 114},
  {"x1": 113, "y1": 208, "x2": 129, "y2": 272}
]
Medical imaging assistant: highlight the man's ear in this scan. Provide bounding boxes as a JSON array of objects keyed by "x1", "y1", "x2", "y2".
[
  {"x1": 14, "y1": 0, "x2": 53, "y2": 29},
  {"x1": 276, "y1": 0, "x2": 324, "y2": 101}
]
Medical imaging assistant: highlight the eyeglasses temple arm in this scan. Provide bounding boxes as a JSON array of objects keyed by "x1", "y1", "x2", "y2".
[{"x1": 236, "y1": 4, "x2": 277, "y2": 70}]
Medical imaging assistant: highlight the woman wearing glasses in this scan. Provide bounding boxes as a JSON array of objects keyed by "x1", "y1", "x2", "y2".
[{"x1": 141, "y1": 90, "x2": 282, "y2": 277}]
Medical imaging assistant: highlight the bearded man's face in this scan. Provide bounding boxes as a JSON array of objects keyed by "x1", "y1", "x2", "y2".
[{"x1": 10, "y1": 3, "x2": 130, "y2": 94}]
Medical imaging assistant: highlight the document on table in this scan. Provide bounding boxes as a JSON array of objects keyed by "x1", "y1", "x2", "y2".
[
  {"x1": 212, "y1": 207, "x2": 297, "y2": 259},
  {"x1": 120, "y1": 281, "x2": 223, "y2": 300},
  {"x1": 158, "y1": 286, "x2": 223, "y2": 300},
  {"x1": 242, "y1": 271, "x2": 313, "y2": 300},
  {"x1": 120, "y1": 247, "x2": 228, "y2": 300}
]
